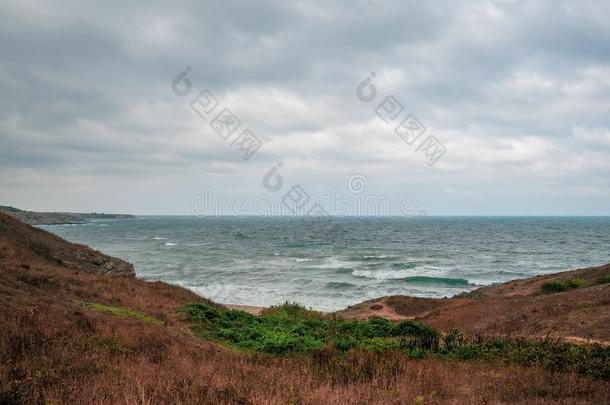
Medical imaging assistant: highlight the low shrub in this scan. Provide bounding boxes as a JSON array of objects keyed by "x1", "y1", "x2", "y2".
[
  {"x1": 541, "y1": 280, "x2": 569, "y2": 293},
  {"x1": 566, "y1": 278, "x2": 588, "y2": 289},
  {"x1": 443, "y1": 329, "x2": 465, "y2": 352},
  {"x1": 541, "y1": 278, "x2": 587, "y2": 293},
  {"x1": 596, "y1": 274, "x2": 610, "y2": 285}
]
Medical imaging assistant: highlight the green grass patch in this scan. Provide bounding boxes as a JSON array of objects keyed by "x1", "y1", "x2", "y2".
[
  {"x1": 183, "y1": 302, "x2": 610, "y2": 379},
  {"x1": 541, "y1": 278, "x2": 588, "y2": 293},
  {"x1": 80, "y1": 301, "x2": 162, "y2": 326}
]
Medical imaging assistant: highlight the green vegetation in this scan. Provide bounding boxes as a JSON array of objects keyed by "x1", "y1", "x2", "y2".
[
  {"x1": 541, "y1": 278, "x2": 588, "y2": 293},
  {"x1": 596, "y1": 274, "x2": 610, "y2": 285},
  {"x1": 567, "y1": 278, "x2": 588, "y2": 289},
  {"x1": 541, "y1": 280, "x2": 569, "y2": 293},
  {"x1": 183, "y1": 302, "x2": 438, "y2": 355},
  {"x1": 184, "y1": 302, "x2": 610, "y2": 379},
  {"x1": 80, "y1": 301, "x2": 162, "y2": 326}
]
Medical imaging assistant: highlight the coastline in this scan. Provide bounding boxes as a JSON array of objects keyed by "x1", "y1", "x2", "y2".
[
  {"x1": 2, "y1": 210, "x2": 609, "y2": 403},
  {"x1": 222, "y1": 303, "x2": 265, "y2": 315},
  {"x1": 0, "y1": 205, "x2": 134, "y2": 225},
  {"x1": 36, "y1": 215, "x2": 610, "y2": 313},
  {"x1": 220, "y1": 262, "x2": 610, "y2": 342},
  {"x1": 3, "y1": 208, "x2": 610, "y2": 338}
]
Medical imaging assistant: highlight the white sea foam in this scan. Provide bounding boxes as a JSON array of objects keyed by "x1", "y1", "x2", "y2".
[
  {"x1": 363, "y1": 255, "x2": 396, "y2": 259},
  {"x1": 188, "y1": 283, "x2": 295, "y2": 308},
  {"x1": 308, "y1": 257, "x2": 354, "y2": 269},
  {"x1": 352, "y1": 269, "x2": 417, "y2": 280},
  {"x1": 165, "y1": 242, "x2": 177, "y2": 246}
]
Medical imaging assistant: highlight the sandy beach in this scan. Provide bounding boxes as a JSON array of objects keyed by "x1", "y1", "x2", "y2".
[{"x1": 223, "y1": 303, "x2": 265, "y2": 315}]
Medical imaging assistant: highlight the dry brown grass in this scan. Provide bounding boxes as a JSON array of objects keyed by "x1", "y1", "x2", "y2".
[{"x1": 2, "y1": 263, "x2": 610, "y2": 404}]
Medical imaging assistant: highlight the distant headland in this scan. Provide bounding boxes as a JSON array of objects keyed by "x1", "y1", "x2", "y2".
[{"x1": 0, "y1": 205, "x2": 134, "y2": 225}]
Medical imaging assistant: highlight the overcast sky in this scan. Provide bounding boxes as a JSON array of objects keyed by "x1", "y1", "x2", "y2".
[{"x1": 1, "y1": 0, "x2": 610, "y2": 215}]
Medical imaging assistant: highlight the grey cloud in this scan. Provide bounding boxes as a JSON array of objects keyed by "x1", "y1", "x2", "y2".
[{"x1": 0, "y1": 0, "x2": 609, "y2": 214}]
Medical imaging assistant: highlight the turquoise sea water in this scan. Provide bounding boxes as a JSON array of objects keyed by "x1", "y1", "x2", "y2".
[{"x1": 40, "y1": 216, "x2": 610, "y2": 311}]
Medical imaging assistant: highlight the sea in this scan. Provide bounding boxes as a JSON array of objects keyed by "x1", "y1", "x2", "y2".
[{"x1": 40, "y1": 216, "x2": 610, "y2": 311}]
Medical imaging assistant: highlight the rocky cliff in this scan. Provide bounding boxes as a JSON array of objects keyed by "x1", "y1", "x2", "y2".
[{"x1": 0, "y1": 212, "x2": 135, "y2": 277}]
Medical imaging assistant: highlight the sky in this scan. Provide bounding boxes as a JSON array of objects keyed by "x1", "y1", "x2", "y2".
[{"x1": 1, "y1": 0, "x2": 610, "y2": 215}]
